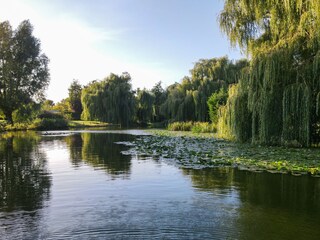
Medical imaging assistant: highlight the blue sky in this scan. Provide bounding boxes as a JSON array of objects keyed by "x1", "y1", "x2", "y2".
[{"x1": 0, "y1": 0, "x2": 242, "y2": 102}]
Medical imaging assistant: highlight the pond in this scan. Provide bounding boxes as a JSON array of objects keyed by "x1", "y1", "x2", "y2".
[{"x1": 0, "y1": 130, "x2": 320, "y2": 239}]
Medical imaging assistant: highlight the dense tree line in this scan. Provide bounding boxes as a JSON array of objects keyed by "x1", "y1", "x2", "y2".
[{"x1": 59, "y1": 57, "x2": 247, "y2": 128}]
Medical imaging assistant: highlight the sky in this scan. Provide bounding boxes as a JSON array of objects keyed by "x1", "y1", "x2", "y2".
[{"x1": 0, "y1": 0, "x2": 242, "y2": 103}]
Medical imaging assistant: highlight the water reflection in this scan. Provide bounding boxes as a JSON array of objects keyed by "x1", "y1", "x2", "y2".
[
  {"x1": 184, "y1": 168, "x2": 320, "y2": 211},
  {"x1": 0, "y1": 132, "x2": 51, "y2": 239},
  {"x1": 184, "y1": 167, "x2": 236, "y2": 192},
  {"x1": 183, "y1": 167, "x2": 320, "y2": 240},
  {"x1": 0, "y1": 132, "x2": 51, "y2": 212},
  {"x1": 64, "y1": 133, "x2": 83, "y2": 167},
  {"x1": 1, "y1": 131, "x2": 320, "y2": 239},
  {"x1": 234, "y1": 170, "x2": 320, "y2": 213},
  {"x1": 65, "y1": 133, "x2": 134, "y2": 178}
]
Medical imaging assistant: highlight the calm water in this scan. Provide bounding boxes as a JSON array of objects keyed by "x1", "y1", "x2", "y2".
[{"x1": 0, "y1": 130, "x2": 320, "y2": 240}]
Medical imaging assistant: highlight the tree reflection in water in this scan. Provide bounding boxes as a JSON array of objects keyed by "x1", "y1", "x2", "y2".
[
  {"x1": 0, "y1": 132, "x2": 51, "y2": 212},
  {"x1": 0, "y1": 132, "x2": 51, "y2": 239},
  {"x1": 183, "y1": 167, "x2": 320, "y2": 239},
  {"x1": 65, "y1": 133, "x2": 134, "y2": 179}
]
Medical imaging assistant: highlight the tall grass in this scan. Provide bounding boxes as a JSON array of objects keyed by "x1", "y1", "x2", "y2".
[
  {"x1": 167, "y1": 121, "x2": 216, "y2": 133},
  {"x1": 168, "y1": 121, "x2": 193, "y2": 131}
]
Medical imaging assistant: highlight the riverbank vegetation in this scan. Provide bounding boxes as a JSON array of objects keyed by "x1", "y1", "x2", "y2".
[{"x1": 0, "y1": 119, "x2": 109, "y2": 131}]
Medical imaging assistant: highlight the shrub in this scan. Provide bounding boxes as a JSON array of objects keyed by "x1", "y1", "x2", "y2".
[
  {"x1": 30, "y1": 118, "x2": 68, "y2": 130},
  {"x1": 13, "y1": 102, "x2": 41, "y2": 123},
  {"x1": 207, "y1": 88, "x2": 228, "y2": 123}
]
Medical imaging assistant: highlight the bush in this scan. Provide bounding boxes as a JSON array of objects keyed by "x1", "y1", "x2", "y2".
[
  {"x1": 13, "y1": 102, "x2": 41, "y2": 123},
  {"x1": 207, "y1": 88, "x2": 228, "y2": 123},
  {"x1": 30, "y1": 118, "x2": 68, "y2": 130},
  {"x1": 38, "y1": 111, "x2": 65, "y2": 119}
]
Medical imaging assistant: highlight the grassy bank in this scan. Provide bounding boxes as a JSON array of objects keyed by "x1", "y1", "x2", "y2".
[
  {"x1": 0, "y1": 120, "x2": 111, "y2": 131},
  {"x1": 68, "y1": 120, "x2": 111, "y2": 128},
  {"x1": 125, "y1": 129, "x2": 320, "y2": 176}
]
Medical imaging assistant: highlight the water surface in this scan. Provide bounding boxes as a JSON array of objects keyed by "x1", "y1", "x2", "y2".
[{"x1": 0, "y1": 131, "x2": 319, "y2": 239}]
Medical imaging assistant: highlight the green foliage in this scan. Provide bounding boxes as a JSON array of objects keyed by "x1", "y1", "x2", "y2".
[
  {"x1": 136, "y1": 88, "x2": 155, "y2": 124},
  {"x1": 217, "y1": 83, "x2": 251, "y2": 142},
  {"x1": 282, "y1": 83, "x2": 311, "y2": 146},
  {"x1": 220, "y1": 0, "x2": 320, "y2": 56},
  {"x1": 38, "y1": 111, "x2": 65, "y2": 119},
  {"x1": 151, "y1": 81, "x2": 166, "y2": 122},
  {"x1": 41, "y1": 100, "x2": 55, "y2": 111},
  {"x1": 81, "y1": 73, "x2": 135, "y2": 127},
  {"x1": 52, "y1": 98, "x2": 72, "y2": 120},
  {"x1": 160, "y1": 57, "x2": 248, "y2": 123},
  {"x1": 12, "y1": 102, "x2": 41, "y2": 123},
  {"x1": 0, "y1": 20, "x2": 49, "y2": 124},
  {"x1": 207, "y1": 88, "x2": 228, "y2": 123},
  {"x1": 68, "y1": 79, "x2": 83, "y2": 120},
  {"x1": 217, "y1": 0, "x2": 320, "y2": 146},
  {"x1": 30, "y1": 118, "x2": 68, "y2": 130}
]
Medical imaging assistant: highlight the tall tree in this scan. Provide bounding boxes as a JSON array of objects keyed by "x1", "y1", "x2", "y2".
[
  {"x1": 68, "y1": 79, "x2": 83, "y2": 120},
  {"x1": 81, "y1": 73, "x2": 135, "y2": 127},
  {"x1": 151, "y1": 81, "x2": 166, "y2": 122},
  {"x1": 0, "y1": 20, "x2": 49, "y2": 124},
  {"x1": 136, "y1": 88, "x2": 155, "y2": 124}
]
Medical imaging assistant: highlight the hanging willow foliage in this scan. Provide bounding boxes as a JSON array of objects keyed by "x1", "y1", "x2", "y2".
[
  {"x1": 160, "y1": 57, "x2": 248, "y2": 123},
  {"x1": 216, "y1": 85, "x2": 237, "y2": 141},
  {"x1": 217, "y1": 0, "x2": 320, "y2": 146},
  {"x1": 217, "y1": 71, "x2": 251, "y2": 142},
  {"x1": 282, "y1": 83, "x2": 310, "y2": 146},
  {"x1": 81, "y1": 73, "x2": 135, "y2": 127}
]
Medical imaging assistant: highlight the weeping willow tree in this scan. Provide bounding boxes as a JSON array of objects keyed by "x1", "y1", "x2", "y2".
[
  {"x1": 81, "y1": 73, "x2": 135, "y2": 127},
  {"x1": 160, "y1": 57, "x2": 248, "y2": 122},
  {"x1": 136, "y1": 88, "x2": 155, "y2": 124},
  {"x1": 218, "y1": 0, "x2": 320, "y2": 146}
]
